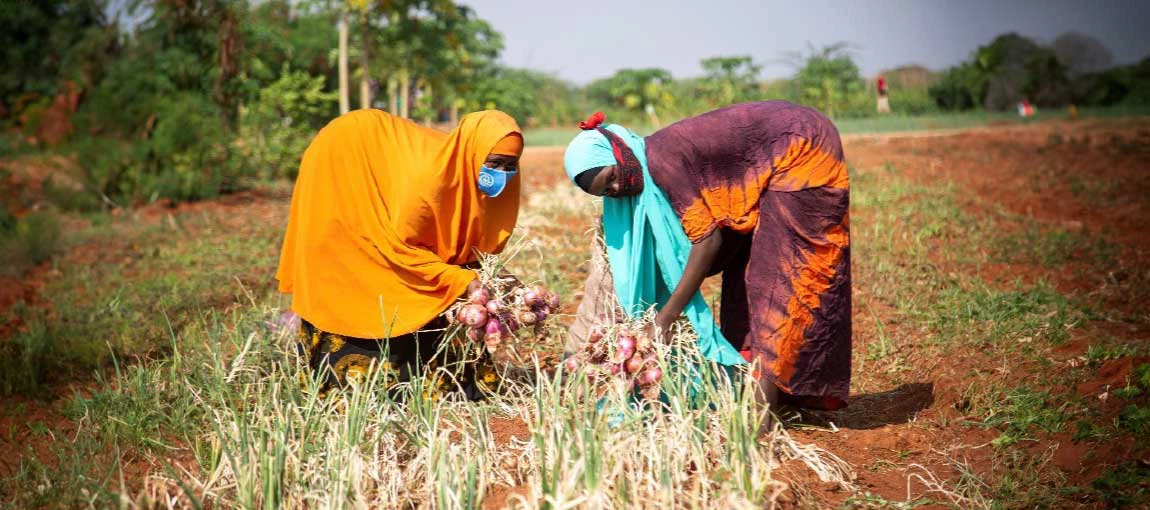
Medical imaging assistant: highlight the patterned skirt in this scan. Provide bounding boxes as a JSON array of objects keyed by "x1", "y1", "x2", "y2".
[{"x1": 296, "y1": 317, "x2": 500, "y2": 401}]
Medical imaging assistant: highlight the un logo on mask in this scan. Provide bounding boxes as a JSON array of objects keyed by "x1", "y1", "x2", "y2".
[{"x1": 478, "y1": 173, "x2": 496, "y2": 187}]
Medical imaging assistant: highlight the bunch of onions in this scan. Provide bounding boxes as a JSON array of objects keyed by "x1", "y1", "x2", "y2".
[
  {"x1": 564, "y1": 325, "x2": 663, "y2": 395},
  {"x1": 446, "y1": 281, "x2": 562, "y2": 354}
]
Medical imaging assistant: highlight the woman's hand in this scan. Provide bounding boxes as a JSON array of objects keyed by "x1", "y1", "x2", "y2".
[{"x1": 649, "y1": 312, "x2": 673, "y2": 344}]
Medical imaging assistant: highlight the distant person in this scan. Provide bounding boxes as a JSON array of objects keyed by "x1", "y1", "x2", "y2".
[
  {"x1": 563, "y1": 101, "x2": 852, "y2": 414},
  {"x1": 876, "y1": 76, "x2": 891, "y2": 114},
  {"x1": 276, "y1": 109, "x2": 524, "y2": 399},
  {"x1": 1018, "y1": 99, "x2": 1036, "y2": 118}
]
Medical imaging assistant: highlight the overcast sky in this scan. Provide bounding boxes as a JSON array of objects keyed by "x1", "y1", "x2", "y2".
[{"x1": 461, "y1": 0, "x2": 1150, "y2": 83}]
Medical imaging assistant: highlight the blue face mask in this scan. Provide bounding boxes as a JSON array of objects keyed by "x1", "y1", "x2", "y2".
[{"x1": 477, "y1": 165, "x2": 517, "y2": 198}]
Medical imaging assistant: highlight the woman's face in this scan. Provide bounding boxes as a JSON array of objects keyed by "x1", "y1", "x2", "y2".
[
  {"x1": 586, "y1": 165, "x2": 622, "y2": 197},
  {"x1": 484, "y1": 153, "x2": 520, "y2": 172}
]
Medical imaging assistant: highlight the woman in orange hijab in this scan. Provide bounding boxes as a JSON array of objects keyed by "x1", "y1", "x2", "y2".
[{"x1": 276, "y1": 108, "x2": 524, "y2": 399}]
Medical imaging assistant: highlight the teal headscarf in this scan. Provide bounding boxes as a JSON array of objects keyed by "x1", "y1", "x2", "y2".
[{"x1": 563, "y1": 125, "x2": 745, "y2": 367}]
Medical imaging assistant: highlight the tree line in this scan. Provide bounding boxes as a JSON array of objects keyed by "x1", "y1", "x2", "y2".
[{"x1": 3, "y1": 0, "x2": 1147, "y2": 208}]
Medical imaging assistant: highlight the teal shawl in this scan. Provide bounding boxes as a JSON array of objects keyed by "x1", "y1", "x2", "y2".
[{"x1": 564, "y1": 125, "x2": 745, "y2": 367}]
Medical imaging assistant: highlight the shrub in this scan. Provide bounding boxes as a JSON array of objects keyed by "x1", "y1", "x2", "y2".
[
  {"x1": 0, "y1": 209, "x2": 62, "y2": 276},
  {"x1": 238, "y1": 67, "x2": 337, "y2": 180}
]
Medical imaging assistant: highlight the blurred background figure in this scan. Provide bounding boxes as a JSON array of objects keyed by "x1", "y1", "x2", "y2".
[{"x1": 876, "y1": 75, "x2": 891, "y2": 113}]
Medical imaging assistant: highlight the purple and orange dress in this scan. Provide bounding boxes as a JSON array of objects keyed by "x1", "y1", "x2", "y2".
[{"x1": 645, "y1": 101, "x2": 851, "y2": 410}]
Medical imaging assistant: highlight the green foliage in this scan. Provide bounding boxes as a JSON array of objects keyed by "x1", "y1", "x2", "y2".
[
  {"x1": 970, "y1": 385, "x2": 1073, "y2": 448},
  {"x1": 1092, "y1": 463, "x2": 1150, "y2": 508},
  {"x1": 0, "y1": 0, "x2": 116, "y2": 116},
  {"x1": 1078, "y1": 58, "x2": 1150, "y2": 107},
  {"x1": 927, "y1": 31, "x2": 1141, "y2": 111},
  {"x1": 698, "y1": 55, "x2": 762, "y2": 107},
  {"x1": 366, "y1": 2, "x2": 504, "y2": 121},
  {"x1": 468, "y1": 68, "x2": 584, "y2": 127},
  {"x1": 586, "y1": 68, "x2": 674, "y2": 124},
  {"x1": 0, "y1": 210, "x2": 63, "y2": 277},
  {"x1": 885, "y1": 87, "x2": 938, "y2": 115},
  {"x1": 239, "y1": 67, "x2": 337, "y2": 179},
  {"x1": 245, "y1": 0, "x2": 338, "y2": 88},
  {"x1": 930, "y1": 63, "x2": 984, "y2": 111},
  {"x1": 74, "y1": 94, "x2": 241, "y2": 204},
  {"x1": 791, "y1": 43, "x2": 867, "y2": 118}
]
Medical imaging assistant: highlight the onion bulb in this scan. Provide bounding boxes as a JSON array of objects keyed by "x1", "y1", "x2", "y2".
[
  {"x1": 460, "y1": 304, "x2": 488, "y2": 328},
  {"x1": 563, "y1": 357, "x2": 580, "y2": 372},
  {"x1": 588, "y1": 328, "x2": 605, "y2": 344},
  {"x1": 523, "y1": 288, "x2": 542, "y2": 307},
  {"x1": 625, "y1": 355, "x2": 644, "y2": 374},
  {"x1": 638, "y1": 367, "x2": 663, "y2": 386},
  {"x1": 468, "y1": 287, "x2": 490, "y2": 305},
  {"x1": 485, "y1": 317, "x2": 504, "y2": 335},
  {"x1": 486, "y1": 299, "x2": 503, "y2": 315}
]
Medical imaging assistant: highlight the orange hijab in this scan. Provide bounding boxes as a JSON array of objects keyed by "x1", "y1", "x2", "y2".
[{"x1": 275, "y1": 109, "x2": 523, "y2": 338}]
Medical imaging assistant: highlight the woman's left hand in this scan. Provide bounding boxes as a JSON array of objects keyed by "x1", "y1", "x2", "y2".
[{"x1": 649, "y1": 312, "x2": 673, "y2": 344}]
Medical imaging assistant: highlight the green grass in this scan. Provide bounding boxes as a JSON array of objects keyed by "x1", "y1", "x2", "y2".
[
  {"x1": 992, "y1": 226, "x2": 1118, "y2": 268},
  {"x1": 0, "y1": 207, "x2": 283, "y2": 395},
  {"x1": 967, "y1": 385, "x2": 1076, "y2": 448},
  {"x1": 0, "y1": 209, "x2": 62, "y2": 277},
  {"x1": 1092, "y1": 463, "x2": 1150, "y2": 508}
]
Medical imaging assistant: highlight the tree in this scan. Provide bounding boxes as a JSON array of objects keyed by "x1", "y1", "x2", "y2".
[
  {"x1": 929, "y1": 63, "x2": 982, "y2": 110},
  {"x1": 973, "y1": 33, "x2": 1042, "y2": 110},
  {"x1": 1052, "y1": 32, "x2": 1113, "y2": 78},
  {"x1": 466, "y1": 67, "x2": 580, "y2": 127},
  {"x1": 586, "y1": 68, "x2": 673, "y2": 125},
  {"x1": 790, "y1": 43, "x2": 865, "y2": 118},
  {"x1": 1023, "y1": 47, "x2": 1070, "y2": 107},
  {"x1": 0, "y1": 0, "x2": 117, "y2": 118},
  {"x1": 698, "y1": 55, "x2": 761, "y2": 106}
]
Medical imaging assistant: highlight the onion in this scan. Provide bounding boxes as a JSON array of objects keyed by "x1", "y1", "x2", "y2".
[
  {"x1": 485, "y1": 317, "x2": 504, "y2": 335},
  {"x1": 501, "y1": 312, "x2": 521, "y2": 332},
  {"x1": 638, "y1": 367, "x2": 663, "y2": 386},
  {"x1": 460, "y1": 304, "x2": 488, "y2": 327},
  {"x1": 547, "y1": 292, "x2": 561, "y2": 310},
  {"x1": 588, "y1": 328, "x2": 605, "y2": 344},
  {"x1": 534, "y1": 309, "x2": 548, "y2": 322},
  {"x1": 616, "y1": 335, "x2": 636, "y2": 353},
  {"x1": 617, "y1": 345, "x2": 635, "y2": 362},
  {"x1": 523, "y1": 288, "x2": 542, "y2": 307},
  {"x1": 563, "y1": 357, "x2": 580, "y2": 372},
  {"x1": 625, "y1": 355, "x2": 644, "y2": 374},
  {"x1": 466, "y1": 327, "x2": 479, "y2": 342},
  {"x1": 486, "y1": 299, "x2": 503, "y2": 315},
  {"x1": 468, "y1": 287, "x2": 490, "y2": 305},
  {"x1": 518, "y1": 310, "x2": 537, "y2": 325},
  {"x1": 609, "y1": 363, "x2": 623, "y2": 376}
]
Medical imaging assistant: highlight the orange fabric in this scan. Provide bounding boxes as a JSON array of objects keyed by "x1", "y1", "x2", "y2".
[
  {"x1": 489, "y1": 133, "x2": 523, "y2": 157},
  {"x1": 275, "y1": 109, "x2": 522, "y2": 338},
  {"x1": 763, "y1": 218, "x2": 849, "y2": 387},
  {"x1": 675, "y1": 136, "x2": 848, "y2": 243},
  {"x1": 766, "y1": 137, "x2": 849, "y2": 192}
]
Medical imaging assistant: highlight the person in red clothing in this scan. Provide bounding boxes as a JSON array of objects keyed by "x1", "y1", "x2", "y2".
[{"x1": 876, "y1": 76, "x2": 891, "y2": 114}]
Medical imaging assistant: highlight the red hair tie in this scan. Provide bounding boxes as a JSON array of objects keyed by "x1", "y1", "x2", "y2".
[{"x1": 578, "y1": 111, "x2": 606, "y2": 130}]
